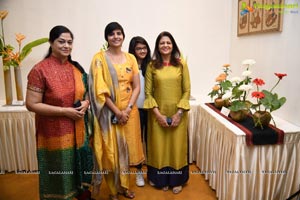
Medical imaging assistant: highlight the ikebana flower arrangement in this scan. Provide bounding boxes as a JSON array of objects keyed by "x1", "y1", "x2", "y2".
[
  {"x1": 208, "y1": 63, "x2": 232, "y2": 108},
  {"x1": 218, "y1": 59, "x2": 255, "y2": 121},
  {"x1": 0, "y1": 10, "x2": 48, "y2": 70},
  {"x1": 227, "y1": 59, "x2": 254, "y2": 111},
  {"x1": 208, "y1": 59, "x2": 288, "y2": 127},
  {"x1": 0, "y1": 10, "x2": 48, "y2": 105},
  {"x1": 251, "y1": 73, "x2": 287, "y2": 129}
]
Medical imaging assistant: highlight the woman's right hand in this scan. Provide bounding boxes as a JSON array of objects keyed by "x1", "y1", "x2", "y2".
[
  {"x1": 153, "y1": 110, "x2": 169, "y2": 127},
  {"x1": 63, "y1": 107, "x2": 85, "y2": 120},
  {"x1": 116, "y1": 110, "x2": 129, "y2": 125}
]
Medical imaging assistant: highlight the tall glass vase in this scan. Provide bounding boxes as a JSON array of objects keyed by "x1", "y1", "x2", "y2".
[
  {"x1": 3, "y1": 67, "x2": 13, "y2": 105},
  {"x1": 14, "y1": 66, "x2": 24, "y2": 102}
]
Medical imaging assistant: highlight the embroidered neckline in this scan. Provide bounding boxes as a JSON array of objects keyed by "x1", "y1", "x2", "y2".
[{"x1": 163, "y1": 61, "x2": 171, "y2": 66}]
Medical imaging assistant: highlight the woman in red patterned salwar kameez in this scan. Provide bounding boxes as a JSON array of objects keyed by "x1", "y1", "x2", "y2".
[{"x1": 26, "y1": 26, "x2": 94, "y2": 200}]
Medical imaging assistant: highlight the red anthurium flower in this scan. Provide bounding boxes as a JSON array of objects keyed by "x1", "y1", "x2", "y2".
[
  {"x1": 253, "y1": 78, "x2": 265, "y2": 86},
  {"x1": 252, "y1": 91, "x2": 265, "y2": 99},
  {"x1": 275, "y1": 73, "x2": 287, "y2": 80}
]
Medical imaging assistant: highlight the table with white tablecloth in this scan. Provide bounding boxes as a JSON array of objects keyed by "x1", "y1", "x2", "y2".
[
  {"x1": 188, "y1": 98, "x2": 202, "y2": 163},
  {"x1": 0, "y1": 103, "x2": 37, "y2": 172},
  {"x1": 195, "y1": 103, "x2": 300, "y2": 200},
  {"x1": 1, "y1": 99, "x2": 299, "y2": 199},
  {"x1": 0, "y1": 99, "x2": 200, "y2": 172}
]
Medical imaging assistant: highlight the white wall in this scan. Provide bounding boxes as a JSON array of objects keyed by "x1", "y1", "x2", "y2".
[
  {"x1": 1, "y1": 0, "x2": 299, "y2": 126},
  {"x1": 230, "y1": 0, "x2": 300, "y2": 126},
  {"x1": 0, "y1": 0, "x2": 232, "y2": 104}
]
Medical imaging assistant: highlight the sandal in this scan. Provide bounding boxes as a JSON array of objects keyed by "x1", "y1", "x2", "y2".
[
  {"x1": 162, "y1": 186, "x2": 169, "y2": 191},
  {"x1": 109, "y1": 194, "x2": 119, "y2": 200},
  {"x1": 118, "y1": 189, "x2": 135, "y2": 199},
  {"x1": 172, "y1": 186, "x2": 182, "y2": 194}
]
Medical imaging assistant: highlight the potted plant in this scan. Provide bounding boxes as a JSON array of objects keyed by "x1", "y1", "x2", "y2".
[
  {"x1": 251, "y1": 73, "x2": 287, "y2": 129},
  {"x1": 226, "y1": 59, "x2": 255, "y2": 121},
  {"x1": 208, "y1": 64, "x2": 232, "y2": 109}
]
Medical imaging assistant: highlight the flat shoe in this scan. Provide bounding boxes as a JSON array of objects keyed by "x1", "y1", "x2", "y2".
[
  {"x1": 172, "y1": 186, "x2": 182, "y2": 194},
  {"x1": 136, "y1": 173, "x2": 145, "y2": 187}
]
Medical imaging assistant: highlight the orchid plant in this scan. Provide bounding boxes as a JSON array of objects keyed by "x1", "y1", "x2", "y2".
[{"x1": 0, "y1": 10, "x2": 48, "y2": 70}]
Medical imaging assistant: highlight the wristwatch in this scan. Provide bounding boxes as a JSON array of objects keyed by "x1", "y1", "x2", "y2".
[
  {"x1": 128, "y1": 104, "x2": 133, "y2": 109},
  {"x1": 178, "y1": 109, "x2": 183, "y2": 117}
]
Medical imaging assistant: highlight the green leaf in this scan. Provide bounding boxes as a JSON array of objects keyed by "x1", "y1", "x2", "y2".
[
  {"x1": 229, "y1": 100, "x2": 248, "y2": 111},
  {"x1": 208, "y1": 90, "x2": 219, "y2": 99},
  {"x1": 231, "y1": 86, "x2": 243, "y2": 100},
  {"x1": 19, "y1": 37, "x2": 48, "y2": 62},
  {"x1": 279, "y1": 97, "x2": 286, "y2": 105},
  {"x1": 261, "y1": 90, "x2": 286, "y2": 112},
  {"x1": 220, "y1": 80, "x2": 232, "y2": 91}
]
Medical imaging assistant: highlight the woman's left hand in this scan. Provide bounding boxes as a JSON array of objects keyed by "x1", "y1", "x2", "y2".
[
  {"x1": 79, "y1": 100, "x2": 90, "y2": 113},
  {"x1": 74, "y1": 100, "x2": 89, "y2": 117},
  {"x1": 171, "y1": 113, "x2": 181, "y2": 127},
  {"x1": 118, "y1": 110, "x2": 129, "y2": 125}
]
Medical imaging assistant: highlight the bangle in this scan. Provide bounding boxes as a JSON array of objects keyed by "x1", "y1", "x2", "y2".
[{"x1": 59, "y1": 107, "x2": 63, "y2": 116}]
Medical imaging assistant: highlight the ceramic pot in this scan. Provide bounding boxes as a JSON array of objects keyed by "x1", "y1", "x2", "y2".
[
  {"x1": 229, "y1": 110, "x2": 247, "y2": 122},
  {"x1": 214, "y1": 98, "x2": 230, "y2": 109},
  {"x1": 253, "y1": 111, "x2": 272, "y2": 129}
]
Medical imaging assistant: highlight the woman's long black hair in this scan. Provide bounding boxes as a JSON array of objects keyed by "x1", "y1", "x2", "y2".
[
  {"x1": 152, "y1": 31, "x2": 182, "y2": 69},
  {"x1": 128, "y1": 36, "x2": 151, "y2": 76}
]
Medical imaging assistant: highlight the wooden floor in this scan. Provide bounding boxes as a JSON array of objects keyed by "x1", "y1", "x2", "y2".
[{"x1": 0, "y1": 163, "x2": 217, "y2": 200}]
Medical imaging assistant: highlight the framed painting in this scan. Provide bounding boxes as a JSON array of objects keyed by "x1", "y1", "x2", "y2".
[
  {"x1": 237, "y1": 0, "x2": 284, "y2": 36},
  {"x1": 262, "y1": 0, "x2": 284, "y2": 32}
]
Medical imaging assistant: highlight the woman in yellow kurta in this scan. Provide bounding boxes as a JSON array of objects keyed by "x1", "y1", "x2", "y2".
[
  {"x1": 89, "y1": 22, "x2": 144, "y2": 200},
  {"x1": 144, "y1": 31, "x2": 191, "y2": 194}
]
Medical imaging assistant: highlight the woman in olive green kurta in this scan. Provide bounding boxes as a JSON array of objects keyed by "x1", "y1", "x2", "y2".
[{"x1": 144, "y1": 31, "x2": 191, "y2": 194}]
